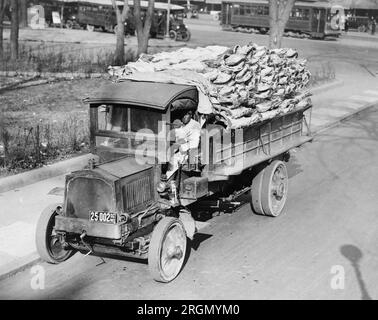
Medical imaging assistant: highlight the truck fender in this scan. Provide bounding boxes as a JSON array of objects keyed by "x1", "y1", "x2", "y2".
[{"x1": 179, "y1": 209, "x2": 196, "y2": 240}]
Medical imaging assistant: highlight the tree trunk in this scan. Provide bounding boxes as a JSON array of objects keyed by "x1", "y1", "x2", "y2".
[
  {"x1": 136, "y1": 29, "x2": 148, "y2": 55},
  {"x1": 10, "y1": 0, "x2": 19, "y2": 61},
  {"x1": 0, "y1": 0, "x2": 7, "y2": 59},
  {"x1": 134, "y1": 0, "x2": 154, "y2": 56},
  {"x1": 19, "y1": 0, "x2": 27, "y2": 28},
  {"x1": 114, "y1": 18, "x2": 125, "y2": 65},
  {"x1": 111, "y1": 0, "x2": 129, "y2": 65},
  {"x1": 268, "y1": 0, "x2": 295, "y2": 49}
]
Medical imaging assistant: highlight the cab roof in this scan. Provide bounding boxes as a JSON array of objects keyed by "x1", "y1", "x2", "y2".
[{"x1": 86, "y1": 80, "x2": 197, "y2": 111}]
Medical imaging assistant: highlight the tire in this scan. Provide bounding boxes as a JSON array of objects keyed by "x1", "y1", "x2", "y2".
[
  {"x1": 182, "y1": 30, "x2": 191, "y2": 42},
  {"x1": 261, "y1": 160, "x2": 289, "y2": 217},
  {"x1": 169, "y1": 30, "x2": 177, "y2": 41},
  {"x1": 148, "y1": 217, "x2": 187, "y2": 283},
  {"x1": 86, "y1": 24, "x2": 94, "y2": 32},
  {"x1": 251, "y1": 160, "x2": 288, "y2": 217},
  {"x1": 250, "y1": 166, "x2": 266, "y2": 215},
  {"x1": 35, "y1": 203, "x2": 75, "y2": 264},
  {"x1": 65, "y1": 20, "x2": 73, "y2": 29}
]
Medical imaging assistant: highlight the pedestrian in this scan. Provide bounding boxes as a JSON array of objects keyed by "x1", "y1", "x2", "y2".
[
  {"x1": 371, "y1": 17, "x2": 376, "y2": 35},
  {"x1": 344, "y1": 18, "x2": 349, "y2": 33}
]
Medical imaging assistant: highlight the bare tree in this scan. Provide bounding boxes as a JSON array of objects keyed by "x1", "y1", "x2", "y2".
[
  {"x1": 269, "y1": 0, "x2": 296, "y2": 49},
  {"x1": 19, "y1": 0, "x2": 27, "y2": 28},
  {"x1": 134, "y1": 0, "x2": 154, "y2": 56},
  {"x1": 10, "y1": 0, "x2": 18, "y2": 60},
  {"x1": 111, "y1": 0, "x2": 130, "y2": 65},
  {"x1": 0, "y1": 0, "x2": 9, "y2": 59}
]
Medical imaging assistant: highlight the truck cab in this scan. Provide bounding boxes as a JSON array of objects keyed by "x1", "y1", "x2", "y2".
[{"x1": 36, "y1": 81, "x2": 200, "y2": 283}]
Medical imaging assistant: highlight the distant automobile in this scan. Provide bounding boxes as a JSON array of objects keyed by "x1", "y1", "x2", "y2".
[
  {"x1": 347, "y1": 16, "x2": 370, "y2": 32},
  {"x1": 183, "y1": 4, "x2": 199, "y2": 19}
]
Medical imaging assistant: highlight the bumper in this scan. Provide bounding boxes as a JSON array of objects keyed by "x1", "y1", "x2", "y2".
[{"x1": 55, "y1": 216, "x2": 126, "y2": 239}]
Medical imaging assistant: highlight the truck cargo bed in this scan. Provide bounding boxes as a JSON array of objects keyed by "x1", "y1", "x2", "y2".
[{"x1": 205, "y1": 105, "x2": 312, "y2": 181}]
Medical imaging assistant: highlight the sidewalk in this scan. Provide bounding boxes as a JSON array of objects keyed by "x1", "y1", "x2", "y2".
[
  {"x1": 1, "y1": 62, "x2": 378, "y2": 281},
  {"x1": 2, "y1": 27, "x2": 186, "y2": 48},
  {"x1": 310, "y1": 60, "x2": 378, "y2": 132}
]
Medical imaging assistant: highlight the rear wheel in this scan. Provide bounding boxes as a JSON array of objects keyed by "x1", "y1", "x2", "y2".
[
  {"x1": 182, "y1": 30, "x2": 191, "y2": 42},
  {"x1": 148, "y1": 217, "x2": 187, "y2": 283},
  {"x1": 261, "y1": 160, "x2": 288, "y2": 217},
  {"x1": 251, "y1": 166, "x2": 265, "y2": 215},
  {"x1": 35, "y1": 203, "x2": 75, "y2": 264},
  {"x1": 251, "y1": 160, "x2": 289, "y2": 217},
  {"x1": 358, "y1": 25, "x2": 366, "y2": 32}
]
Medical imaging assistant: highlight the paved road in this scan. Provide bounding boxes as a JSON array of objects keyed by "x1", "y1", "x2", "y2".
[{"x1": 1, "y1": 106, "x2": 377, "y2": 300}]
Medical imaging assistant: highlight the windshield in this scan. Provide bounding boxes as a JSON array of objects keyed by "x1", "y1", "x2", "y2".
[
  {"x1": 95, "y1": 104, "x2": 164, "y2": 150},
  {"x1": 171, "y1": 11, "x2": 184, "y2": 21},
  {"x1": 97, "y1": 104, "x2": 162, "y2": 133}
]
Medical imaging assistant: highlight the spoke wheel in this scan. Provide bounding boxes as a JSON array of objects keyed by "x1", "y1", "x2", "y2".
[
  {"x1": 182, "y1": 30, "x2": 191, "y2": 42},
  {"x1": 148, "y1": 217, "x2": 187, "y2": 283},
  {"x1": 261, "y1": 160, "x2": 289, "y2": 217},
  {"x1": 65, "y1": 20, "x2": 73, "y2": 29},
  {"x1": 169, "y1": 30, "x2": 177, "y2": 41},
  {"x1": 251, "y1": 160, "x2": 289, "y2": 217},
  {"x1": 35, "y1": 203, "x2": 75, "y2": 264}
]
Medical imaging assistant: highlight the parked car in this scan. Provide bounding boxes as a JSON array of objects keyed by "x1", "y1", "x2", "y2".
[{"x1": 348, "y1": 16, "x2": 370, "y2": 32}]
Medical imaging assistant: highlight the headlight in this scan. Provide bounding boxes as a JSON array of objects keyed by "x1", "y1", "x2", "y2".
[
  {"x1": 176, "y1": 25, "x2": 180, "y2": 29},
  {"x1": 157, "y1": 181, "x2": 168, "y2": 193}
]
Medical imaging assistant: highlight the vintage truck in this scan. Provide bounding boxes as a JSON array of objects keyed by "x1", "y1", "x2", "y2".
[{"x1": 35, "y1": 80, "x2": 312, "y2": 282}]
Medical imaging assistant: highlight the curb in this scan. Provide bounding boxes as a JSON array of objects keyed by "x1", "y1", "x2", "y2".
[
  {"x1": 0, "y1": 153, "x2": 96, "y2": 194},
  {"x1": 0, "y1": 254, "x2": 41, "y2": 282},
  {"x1": 312, "y1": 100, "x2": 378, "y2": 135}
]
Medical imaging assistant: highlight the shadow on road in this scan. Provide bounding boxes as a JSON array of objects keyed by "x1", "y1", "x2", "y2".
[
  {"x1": 286, "y1": 154, "x2": 303, "y2": 178},
  {"x1": 191, "y1": 232, "x2": 213, "y2": 251},
  {"x1": 340, "y1": 244, "x2": 372, "y2": 300}
]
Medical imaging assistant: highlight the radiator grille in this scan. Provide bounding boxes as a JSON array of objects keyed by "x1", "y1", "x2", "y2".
[{"x1": 122, "y1": 173, "x2": 153, "y2": 212}]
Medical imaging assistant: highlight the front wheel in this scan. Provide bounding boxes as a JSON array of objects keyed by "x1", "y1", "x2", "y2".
[
  {"x1": 35, "y1": 203, "x2": 75, "y2": 264},
  {"x1": 65, "y1": 20, "x2": 73, "y2": 29},
  {"x1": 86, "y1": 24, "x2": 95, "y2": 32},
  {"x1": 169, "y1": 30, "x2": 177, "y2": 41},
  {"x1": 148, "y1": 217, "x2": 187, "y2": 283}
]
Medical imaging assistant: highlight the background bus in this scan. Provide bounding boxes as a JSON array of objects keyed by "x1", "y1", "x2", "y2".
[
  {"x1": 221, "y1": 0, "x2": 343, "y2": 39},
  {"x1": 65, "y1": 0, "x2": 190, "y2": 40}
]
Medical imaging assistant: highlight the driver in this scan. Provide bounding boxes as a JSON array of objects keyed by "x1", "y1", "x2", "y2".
[{"x1": 166, "y1": 110, "x2": 201, "y2": 178}]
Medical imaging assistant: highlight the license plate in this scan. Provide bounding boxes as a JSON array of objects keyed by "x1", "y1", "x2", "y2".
[{"x1": 89, "y1": 211, "x2": 117, "y2": 224}]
